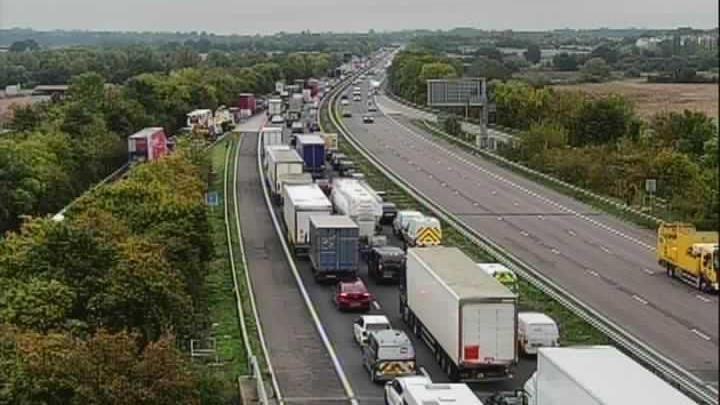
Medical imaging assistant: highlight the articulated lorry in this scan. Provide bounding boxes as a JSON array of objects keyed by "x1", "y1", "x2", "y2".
[
  {"x1": 524, "y1": 346, "x2": 696, "y2": 405},
  {"x1": 283, "y1": 184, "x2": 333, "y2": 255},
  {"x1": 400, "y1": 246, "x2": 517, "y2": 382},
  {"x1": 657, "y1": 223, "x2": 718, "y2": 292}
]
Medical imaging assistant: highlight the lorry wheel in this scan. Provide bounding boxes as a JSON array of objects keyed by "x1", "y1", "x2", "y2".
[
  {"x1": 666, "y1": 265, "x2": 674, "y2": 278},
  {"x1": 696, "y1": 277, "x2": 704, "y2": 291}
]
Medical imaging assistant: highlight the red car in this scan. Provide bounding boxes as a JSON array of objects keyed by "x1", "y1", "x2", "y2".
[{"x1": 334, "y1": 278, "x2": 372, "y2": 312}]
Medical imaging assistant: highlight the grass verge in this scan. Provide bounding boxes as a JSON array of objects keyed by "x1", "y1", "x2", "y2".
[
  {"x1": 207, "y1": 139, "x2": 247, "y2": 373},
  {"x1": 321, "y1": 100, "x2": 607, "y2": 346}
]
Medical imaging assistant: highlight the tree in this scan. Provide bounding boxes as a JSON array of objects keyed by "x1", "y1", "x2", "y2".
[
  {"x1": 8, "y1": 39, "x2": 39, "y2": 52},
  {"x1": 573, "y1": 95, "x2": 633, "y2": 146},
  {"x1": 580, "y1": 57, "x2": 611, "y2": 82},
  {"x1": 552, "y1": 53, "x2": 579, "y2": 71},
  {"x1": 524, "y1": 44, "x2": 541, "y2": 64},
  {"x1": 650, "y1": 110, "x2": 717, "y2": 157},
  {"x1": 466, "y1": 56, "x2": 511, "y2": 80},
  {"x1": 590, "y1": 44, "x2": 619, "y2": 64},
  {"x1": 0, "y1": 327, "x2": 199, "y2": 405},
  {"x1": 521, "y1": 122, "x2": 568, "y2": 166}
]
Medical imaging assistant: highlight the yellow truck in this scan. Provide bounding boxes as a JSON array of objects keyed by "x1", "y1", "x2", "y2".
[{"x1": 657, "y1": 223, "x2": 718, "y2": 292}]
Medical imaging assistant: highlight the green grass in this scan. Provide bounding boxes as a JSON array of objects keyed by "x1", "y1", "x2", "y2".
[
  {"x1": 322, "y1": 101, "x2": 607, "y2": 346},
  {"x1": 206, "y1": 138, "x2": 248, "y2": 379}
]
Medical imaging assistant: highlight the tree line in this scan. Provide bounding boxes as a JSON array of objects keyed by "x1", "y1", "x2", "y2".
[
  {"x1": 0, "y1": 45, "x2": 335, "y2": 88},
  {"x1": 494, "y1": 81, "x2": 718, "y2": 229},
  {"x1": 1, "y1": 49, "x2": 335, "y2": 235},
  {"x1": 0, "y1": 136, "x2": 222, "y2": 403}
]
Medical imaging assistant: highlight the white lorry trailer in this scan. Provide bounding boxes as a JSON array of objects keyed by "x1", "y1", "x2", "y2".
[
  {"x1": 330, "y1": 178, "x2": 383, "y2": 240},
  {"x1": 283, "y1": 184, "x2": 333, "y2": 255},
  {"x1": 525, "y1": 346, "x2": 696, "y2": 405},
  {"x1": 265, "y1": 147, "x2": 304, "y2": 200},
  {"x1": 400, "y1": 246, "x2": 517, "y2": 382},
  {"x1": 268, "y1": 98, "x2": 283, "y2": 116},
  {"x1": 260, "y1": 126, "x2": 283, "y2": 153},
  {"x1": 384, "y1": 376, "x2": 483, "y2": 405}
]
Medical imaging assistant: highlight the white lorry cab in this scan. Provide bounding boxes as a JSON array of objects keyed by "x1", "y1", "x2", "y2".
[
  {"x1": 517, "y1": 312, "x2": 559, "y2": 355},
  {"x1": 384, "y1": 376, "x2": 483, "y2": 405}
]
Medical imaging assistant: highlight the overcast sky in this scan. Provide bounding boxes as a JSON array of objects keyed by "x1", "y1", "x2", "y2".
[{"x1": 0, "y1": 0, "x2": 717, "y2": 34}]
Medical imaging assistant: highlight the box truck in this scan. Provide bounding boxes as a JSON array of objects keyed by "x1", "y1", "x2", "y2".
[
  {"x1": 400, "y1": 246, "x2": 517, "y2": 382},
  {"x1": 295, "y1": 134, "x2": 326, "y2": 172},
  {"x1": 238, "y1": 93, "x2": 256, "y2": 114},
  {"x1": 128, "y1": 127, "x2": 168, "y2": 162},
  {"x1": 524, "y1": 346, "x2": 696, "y2": 405},
  {"x1": 260, "y1": 126, "x2": 283, "y2": 153},
  {"x1": 265, "y1": 148, "x2": 304, "y2": 201},
  {"x1": 657, "y1": 222, "x2": 718, "y2": 292},
  {"x1": 309, "y1": 215, "x2": 359, "y2": 282},
  {"x1": 283, "y1": 184, "x2": 333, "y2": 255},
  {"x1": 268, "y1": 98, "x2": 283, "y2": 116},
  {"x1": 276, "y1": 173, "x2": 313, "y2": 204},
  {"x1": 331, "y1": 178, "x2": 383, "y2": 240}
]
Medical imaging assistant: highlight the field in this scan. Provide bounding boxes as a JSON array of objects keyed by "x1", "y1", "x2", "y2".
[{"x1": 554, "y1": 79, "x2": 719, "y2": 120}]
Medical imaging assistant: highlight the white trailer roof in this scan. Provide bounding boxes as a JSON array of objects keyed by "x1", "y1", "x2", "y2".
[
  {"x1": 267, "y1": 148, "x2": 303, "y2": 164},
  {"x1": 129, "y1": 127, "x2": 163, "y2": 139},
  {"x1": 310, "y1": 215, "x2": 358, "y2": 229},
  {"x1": 405, "y1": 382, "x2": 483, "y2": 404},
  {"x1": 295, "y1": 134, "x2": 325, "y2": 145},
  {"x1": 540, "y1": 346, "x2": 696, "y2": 405},
  {"x1": 518, "y1": 312, "x2": 556, "y2": 325},
  {"x1": 285, "y1": 184, "x2": 332, "y2": 209},
  {"x1": 409, "y1": 247, "x2": 515, "y2": 301}
]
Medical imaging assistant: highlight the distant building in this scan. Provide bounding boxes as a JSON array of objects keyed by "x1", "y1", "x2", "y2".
[{"x1": 635, "y1": 36, "x2": 665, "y2": 49}]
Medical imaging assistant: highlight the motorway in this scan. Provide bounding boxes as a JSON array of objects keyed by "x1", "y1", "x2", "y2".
[
  {"x1": 337, "y1": 76, "x2": 719, "y2": 388},
  {"x1": 236, "y1": 109, "x2": 534, "y2": 403},
  {"x1": 235, "y1": 124, "x2": 348, "y2": 403}
]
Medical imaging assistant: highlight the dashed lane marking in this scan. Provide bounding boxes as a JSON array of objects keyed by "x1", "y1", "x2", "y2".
[
  {"x1": 696, "y1": 295, "x2": 711, "y2": 303},
  {"x1": 691, "y1": 329, "x2": 711, "y2": 341},
  {"x1": 372, "y1": 301, "x2": 381, "y2": 310},
  {"x1": 632, "y1": 295, "x2": 648, "y2": 305}
]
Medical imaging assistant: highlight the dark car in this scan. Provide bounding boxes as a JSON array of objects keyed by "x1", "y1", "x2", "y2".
[
  {"x1": 368, "y1": 246, "x2": 406, "y2": 283},
  {"x1": 380, "y1": 202, "x2": 397, "y2": 225},
  {"x1": 334, "y1": 278, "x2": 372, "y2": 312}
]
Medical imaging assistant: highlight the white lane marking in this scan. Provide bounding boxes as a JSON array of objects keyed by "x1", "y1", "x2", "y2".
[
  {"x1": 491, "y1": 190, "x2": 498, "y2": 195},
  {"x1": 691, "y1": 328, "x2": 712, "y2": 341},
  {"x1": 537, "y1": 215, "x2": 544, "y2": 220},
  {"x1": 588, "y1": 270, "x2": 600, "y2": 277},
  {"x1": 440, "y1": 182, "x2": 447, "y2": 187},
  {"x1": 472, "y1": 202, "x2": 479, "y2": 207},
  {"x1": 550, "y1": 248, "x2": 560, "y2": 255},
  {"x1": 382, "y1": 114, "x2": 656, "y2": 251},
  {"x1": 497, "y1": 217, "x2": 504, "y2": 221},
  {"x1": 372, "y1": 301, "x2": 381, "y2": 310},
  {"x1": 632, "y1": 295, "x2": 648, "y2": 305},
  {"x1": 520, "y1": 230, "x2": 529, "y2": 237},
  {"x1": 643, "y1": 268, "x2": 656, "y2": 275},
  {"x1": 567, "y1": 229, "x2": 576, "y2": 236},
  {"x1": 513, "y1": 201, "x2": 520, "y2": 207},
  {"x1": 600, "y1": 245, "x2": 612, "y2": 254},
  {"x1": 696, "y1": 294, "x2": 711, "y2": 303}
]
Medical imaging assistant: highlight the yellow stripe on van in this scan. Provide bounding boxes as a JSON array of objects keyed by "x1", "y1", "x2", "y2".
[{"x1": 416, "y1": 227, "x2": 441, "y2": 246}]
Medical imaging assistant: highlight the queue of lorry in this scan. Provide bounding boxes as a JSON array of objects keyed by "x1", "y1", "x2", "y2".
[{"x1": 261, "y1": 63, "x2": 700, "y2": 405}]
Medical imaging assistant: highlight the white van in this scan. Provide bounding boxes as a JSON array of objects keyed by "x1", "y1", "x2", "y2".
[
  {"x1": 517, "y1": 312, "x2": 559, "y2": 355},
  {"x1": 403, "y1": 216, "x2": 441, "y2": 247}
]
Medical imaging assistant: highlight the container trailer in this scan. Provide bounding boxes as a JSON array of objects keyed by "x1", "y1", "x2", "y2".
[
  {"x1": 283, "y1": 184, "x2": 333, "y2": 255},
  {"x1": 295, "y1": 134, "x2": 326, "y2": 172},
  {"x1": 309, "y1": 215, "x2": 359, "y2": 282}
]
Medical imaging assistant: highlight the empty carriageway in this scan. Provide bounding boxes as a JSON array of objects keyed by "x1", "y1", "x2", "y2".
[
  {"x1": 234, "y1": 131, "x2": 349, "y2": 404},
  {"x1": 339, "y1": 85, "x2": 719, "y2": 389}
]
